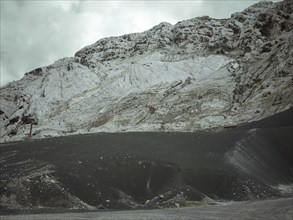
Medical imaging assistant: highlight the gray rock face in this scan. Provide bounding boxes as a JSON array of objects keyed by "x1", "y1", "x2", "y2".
[{"x1": 0, "y1": 0, "x2": 292, "y2": 142}]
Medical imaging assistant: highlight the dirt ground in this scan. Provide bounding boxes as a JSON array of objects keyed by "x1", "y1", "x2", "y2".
[{"x1": 1, "y1": 198, "x2": 292, "y2": 220}]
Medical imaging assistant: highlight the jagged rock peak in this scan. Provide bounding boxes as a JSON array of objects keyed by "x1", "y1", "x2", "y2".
[{"x1": 0, "y1": 0, "x2": 292, "y2": 142}]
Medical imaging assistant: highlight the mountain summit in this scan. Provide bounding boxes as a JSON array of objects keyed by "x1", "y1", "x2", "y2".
[{"x1": 1, "y1": 0, "x2": 292, "y2": 142}]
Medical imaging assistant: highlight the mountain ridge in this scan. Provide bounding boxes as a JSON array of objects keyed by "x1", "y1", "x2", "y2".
[{"x1": 0, "y1": 0, "x2": 292, "y2": 142}]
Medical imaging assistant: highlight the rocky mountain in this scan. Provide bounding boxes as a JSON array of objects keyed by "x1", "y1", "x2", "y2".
[{"x1": 1, "y1": 0, "x2": 292, "y2": 142}]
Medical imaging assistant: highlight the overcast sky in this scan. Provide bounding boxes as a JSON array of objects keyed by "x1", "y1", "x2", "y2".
[{"x1": 0, "y1": 0, "x2": 275, "y2": 86}]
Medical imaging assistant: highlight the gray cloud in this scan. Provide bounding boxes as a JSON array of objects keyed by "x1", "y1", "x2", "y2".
[
  {"x1": 1, "y1": 1, "x2": 85, "y2": 85},
  {"x1": 0, "y1": 0, "x2": 273, "y2": 86}
]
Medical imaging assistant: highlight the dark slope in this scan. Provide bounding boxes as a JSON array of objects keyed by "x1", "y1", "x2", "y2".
[
  {"x1": 237, "y1": 107, "x2": 293, "y2": 130},
  {"x1": 0, "y1": 109, "x2": 292, "y2": 213}
]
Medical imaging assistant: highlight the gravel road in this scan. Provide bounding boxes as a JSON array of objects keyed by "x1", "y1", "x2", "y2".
[{"x1": 1, "y1": 198, "x2": 292, "y2": 220}]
